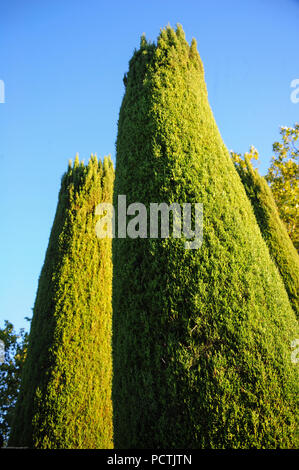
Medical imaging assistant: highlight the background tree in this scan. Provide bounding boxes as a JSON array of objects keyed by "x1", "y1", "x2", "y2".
[
  {"x1": 266, "y1": 124, "x2": 299, "y2": 250},
  {"x1": 113, "y1": 25, "x2": 298, "y2": 449},
  {"x1": 9, "y1": 155, "x2": 114, "y2": 449},
  {"x1": 232, "y1": 148, "x2": 299, "y2": 317},
  {"x1": 0, "y1": 320, "x2": 29, "y2": 446}
]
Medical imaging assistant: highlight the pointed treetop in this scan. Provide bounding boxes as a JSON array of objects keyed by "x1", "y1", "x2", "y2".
[
  {"x1": 189, "y1": 37, "x2": 204, "y2": 72},
  {"x1": 175, "y1": 23, "x2": 186, "y2": 40},
  {"x1": 140, "y1": 33, "x2": 147, "y2": 49},
  {"x1": 190, "y1": 37, "x2": 197, "y2": 52},
  {"x1": 231, "y1": 146, "x2": 259, "y2": 172},
  {"x1": 145, "y1": 25, "x2": 203, "y2": 72},
  {"x1": 74, "y1": 153, "x2": 80, "y2": 169},
  {"x1": 166, "y1": 24, "x2": 178, "y2": 44}
]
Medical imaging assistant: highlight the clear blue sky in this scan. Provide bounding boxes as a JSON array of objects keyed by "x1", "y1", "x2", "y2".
[{"x1": 0, "y1": 0, "x2": 298, "y2": 332}]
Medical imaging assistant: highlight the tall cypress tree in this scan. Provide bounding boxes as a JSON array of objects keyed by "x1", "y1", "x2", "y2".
[
  {"x1": 232, "y1": 152, "x2": 299, "y2": 316},
  {"x1": 113, "y1": 26, "x2": 299, "y2": 448},
  {"x1": 9, "y1": 155, "x2": 114, "y2": 448}
]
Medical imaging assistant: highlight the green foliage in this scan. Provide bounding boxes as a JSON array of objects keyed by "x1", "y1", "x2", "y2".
[
  {"x1": 8, "y1": 156, "x2": 114, "y2": 449},
  {"x1": 113, "y1": 25, "x2": 299, "y2": 449},
  {"x1": 232, "y1": 148, "x2": 299, "y2": 317},
  {"x1": 266, "y1": 124, "x2": 299, "y2": 250},
  {"x1": 0, "y1": 320, "x2": 29, "y2": 446}
]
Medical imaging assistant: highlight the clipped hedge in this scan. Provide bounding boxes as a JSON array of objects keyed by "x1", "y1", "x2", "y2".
[
  {"x1": 9, "y1": 156, "x2": 114, "y2": 448},
  {"x1": 112, "y1": 25, "x2": 299, "y2": 448},
  {"x1": 233, "y1": 155, "x2": 299, "y2": 317}
]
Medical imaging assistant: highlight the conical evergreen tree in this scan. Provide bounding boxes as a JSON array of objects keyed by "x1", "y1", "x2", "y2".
[
  {"x1": 9, "y1": 156, "x2": 114, "y2": 448},
  {"x1": 112, "y1": 25, "x2": 299, "y2": 448},
  {"x1": 232, "y1": 152, "x2": 299, "y2": 316}
]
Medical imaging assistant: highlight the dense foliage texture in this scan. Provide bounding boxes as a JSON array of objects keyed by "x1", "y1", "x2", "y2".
[
  {"x1": 0, "y1": 321, "x2": 28, "y2": 446},
  {"x1": 112, "y1": 25, "x2": 299, "y2": 449},
  {"x1": 9, "y1": 156, "x2": 114, "y2": 449},
  {"x1": 232, "y1": 150, "x2": 299, "y2": 316},
  {"x1": 266, "y1": 124, "x2": 299, "y2": 250}
]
